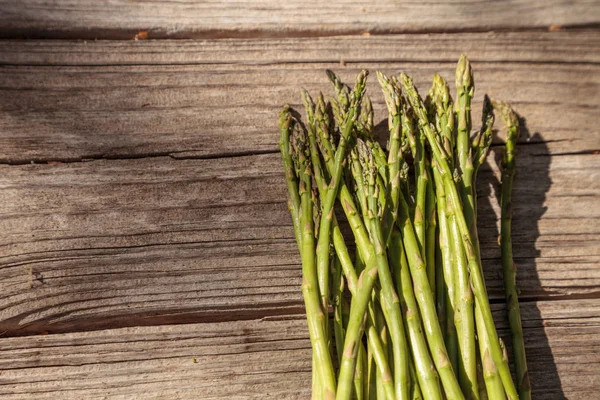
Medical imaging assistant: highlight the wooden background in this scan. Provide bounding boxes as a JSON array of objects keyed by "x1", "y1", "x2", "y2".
[{"x1": 0, "y1": 1, "x2": 599, "y2": 399}]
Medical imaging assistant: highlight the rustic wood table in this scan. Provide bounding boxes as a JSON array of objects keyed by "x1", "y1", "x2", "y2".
[{"x1": 0, "y1": 1, "x2": 598, "y2": 399}]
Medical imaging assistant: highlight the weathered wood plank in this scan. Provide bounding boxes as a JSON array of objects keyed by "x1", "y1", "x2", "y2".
[
  {"x1": 0, "y1": 299, "x2": 598, "y2": 399},
  {"x1": 0, "y1": 149, "x2": 597, "y2": 335},
  {"x1": 2, "y1": 31, "x2": 599, "y2": 65},
  {"x1": 0, "y1": 32, "x2": 598, "y2": 163},
  {"x1": 0, "y1": 0, "x2": 598, "y2": 39}
]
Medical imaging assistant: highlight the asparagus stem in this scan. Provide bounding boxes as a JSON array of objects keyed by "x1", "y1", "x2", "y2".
[
  {"x1": 472, "y1": 95, "x2": 504, "y2": 400},
  {"x1": 311, "y1": 93, "x2": 360, "y2": 295},
  {"x1": 279, "y1": 106, "x2": 302, "y2": 251},
  {"x1": 432, "y1": 166, "x2": 459, "y2": 373},
  {"x1": 295, "y1": 121, "x2": 338, "y2": 398},
  {"x1": 389, "y1": 229, "x2": 444, "y2": 400},
  {"x1": 333, "y1": 255, "x2": 345, "y2": 365},
  {"x1": 397, "y1": 188, "x2": 464, "y2": 399},
  {"x1": 312, "y1": 70, "x2": 366, "y2": 341},
  {"x1": 431, "y1": 74, "x2": 455, "y2": 165},
  {"x1": 401, "y1": 72, "x2": 519, "y2": 400},
  {"x1": 316, "y1": 93, "x2": 371, "y2": 269},
  {"x1": 409, "y1": 357, "x2": 425, "y2": 400},
  {"x1": 434, "y1": 237, "x2": 447, "y2": 343},
  {"x1": 425, "y1": 165, "x2": 437, "y2": 296},
  {"x1": 429, "y1": 81, "x2": 460, "y2": 375},
  {"x1": 377, "y1": 72, "x2": 403, "y2": 244},
  {"x1": 438, "y1": 63, "x2": 478, "y2": 395},
  {"x1": 495, "y1": 101, "x2": 530, "y2": 400},
  {"x1": 356, "y1": 341, "x2": 367, "y2": 400},
  {"x1": 446, "y1": 192, "x2": 478, "y2": 399},
  {"x1": 368, "y1": 299, "x2": 396, "y2": 400},
  {"x1": 455, "y1": 55, "x2": 474, "y2": 191},
  {"x1": 359, "y1": 140, "x2": 410, "y2": 400},
  {"x1": 368, "y1": 337, "x2": 377, "y2": 400},
  {"x1": 413, "y1": 126, "x2": 428, "y2": 258},
  {"x1": 476, "y1": 304, "x2": 506, "y2": 400},
  {"x1": 472, "y1": 96, "x2": 494, "y2": 187}
]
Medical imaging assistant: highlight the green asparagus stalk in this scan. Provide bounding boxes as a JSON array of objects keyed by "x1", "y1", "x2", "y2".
[
  {"x1": 293, "y1": 114, "x2": 338, "y2": 398},
  {"x1": 446, "y1": 185, "x2": 478, "y2": 399},
  {"x1": 425, "y1": 167, "x2": 437, "y2": 298},
  {"x1": 389, "y1": 229, "x2": 444, "y2": 400},
  {"x1": 397, "y1": 187, "x2": 464, "y2": 399},
  {"x1": 455, "y1": 55, "x2": 474, "y2": 207},
  {"x1": 413, "y1": 126, "x2": 428, "y2": 260},
  {"x1": 475, "y1": 305, "x2": 506, "y2": 400},
  {"x1": 318, "y1": 76, "x2": 372, "y2": 268},
  {"x1": 279, "y1": 107, "x2": 302, "y2": 251},
  {"x1": 471, "y1": 96, "x2": 505, "y2": 400},
  {"x1": 368, "y1": 298, "x2": 396, "y2": 400},
  {"x1": 432, "y1": 165, "x2": 459, "y2": 372},
  {"x1": 446, "y1": 61, "x2": 479, "y2": 399},
  {"x1": 409, "y1": 357, "x2": 425, "y2": 400},
  {"x1": 429, "y1": 77, "x2": 459, "y2": 374},
  {"x1": 401, "y1": 72, "x2": 519, "y2": 400},
  {"x1": 377, "y1": 72, "x2": 403, "y2": 243},
  {"x1": 359, "y1": 139, "x2": 409, "y2": 400},
  {"x1": 307, "y1": 91, "x2": 360, "y2": 296},
  {"x1": 356, "y1": 341, "x2": 367, "y2": 400},
  {"x1": 495, "y1": 100, "x2": 530, "y2": 400},
  {"x1": 333, "y1": 255, "x2": 345, "y2": 364}
]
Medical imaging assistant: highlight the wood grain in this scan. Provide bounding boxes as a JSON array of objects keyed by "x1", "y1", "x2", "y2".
[
  {"x1": 1, "y1": 0, "x2": 598, "y2": 39},
  {"x1": 0, "y1": 30, "x2": 598, "y2": 398},
  {"x1": 0, "y1": 149, "x2": 597, "y2": 335},
  {"x1": 0, "y1": 299, "x2": 598, "y2": 399},
  {"x1": 0, "y1": 32, "x2": 598, "y2": 164}
]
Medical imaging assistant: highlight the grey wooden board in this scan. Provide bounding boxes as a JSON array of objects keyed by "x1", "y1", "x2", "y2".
[
  {"x1": 0, "y1": 299, "x2": 598, "y2": 399},
  {"x1": 0, "y1": 1, "x2": 598, "y2": 39},
  {"x1": 0, "y1": 32, "x2": 598, "y2": 164},
  {"x1": 0, "y1": 149, "x2": 597, "y2": 335}
]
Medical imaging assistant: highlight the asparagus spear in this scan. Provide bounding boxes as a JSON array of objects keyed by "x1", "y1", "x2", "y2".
[
  {"x1": 312, "y1": 75, "x2": 363, "y2": 338},
  {"x1": 471, "y1": 96, "x2": 506, "y2": 400},
  {"x1": 455, "y1": 55, "x2": 474, "y2": 209},
  {"x1": 425, "y1": 168, "x2": 437, "y2": 300},
  {"x1": 291, "y1": 113, "x2": 338, "y2": 398},
  {"x1": 397, "y1": 183, "x2": 464, "y2": 399},
  {"x1": 494, "y1": 100, "x2": 530, "y2": 400},
  {"x1": 447, "y1": 60, "x2": 480, "y2": 399},
  {"x1": 429, "y1": 76, "x2": 459, "y2": 374},
  {"x1": 446, "y1": 181, "x2": 478, "y2": 399},
  {"x1": 401, "y1": 72, "x2": 519, "y2": 400},
  {"x1": 359, "y1": 139, "x2": 409, "y2": 400},
  {"x1": 314, "y1": 96, "x2": 360, "y2": 292},
  {"x1": 389, "y1": 229, "x2": 444, "y2": 400},
  {"x1": 368, "y1": 298, "x2": 396, "y2": 400},
  {"x1": 377, "y1": 71, "x2": 403, "y2": 243},
  {"x1": 279, "y1": 107, "x2": 302, "y2": 251}
]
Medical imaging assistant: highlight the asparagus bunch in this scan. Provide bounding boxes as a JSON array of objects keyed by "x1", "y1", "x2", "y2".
[{"x1": 279, "y1": 56, "x2": 528, "y2": 400}]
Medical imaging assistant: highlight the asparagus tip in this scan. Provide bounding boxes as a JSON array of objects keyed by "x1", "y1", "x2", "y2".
[{"x1": 456, "y1": 54, "x2": 473, "y2": 89}]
